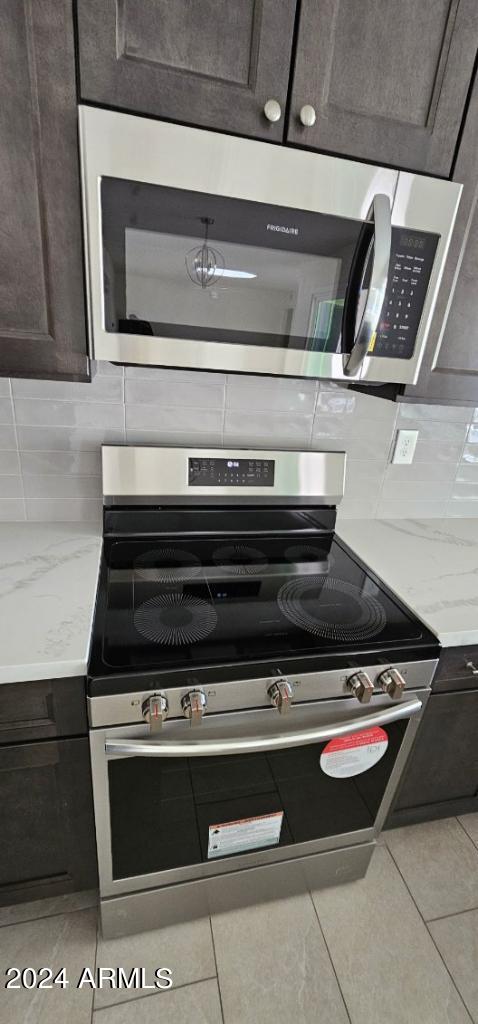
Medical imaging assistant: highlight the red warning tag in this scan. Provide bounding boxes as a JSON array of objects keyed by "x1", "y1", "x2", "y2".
[{"x1": 320, "y1": 726, "x2": 388, "y2": 778}]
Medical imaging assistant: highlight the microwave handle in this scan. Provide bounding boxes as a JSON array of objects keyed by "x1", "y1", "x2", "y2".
[
  {"x1": 343, "y1": 193, "x2": 392, "y2": 377},
  {"x1": 105, "y1": 697, "x2": 422, "y2": 758}
]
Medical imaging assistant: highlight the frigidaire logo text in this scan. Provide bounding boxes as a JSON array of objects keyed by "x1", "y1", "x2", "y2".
[{"x1": 266, "y1": 224, "x2": 299, "y2": 235}]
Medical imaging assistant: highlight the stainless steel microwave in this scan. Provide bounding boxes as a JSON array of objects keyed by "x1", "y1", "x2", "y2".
[{"x1": 79, "y1": 105, "x2": 462, "y2": 386}]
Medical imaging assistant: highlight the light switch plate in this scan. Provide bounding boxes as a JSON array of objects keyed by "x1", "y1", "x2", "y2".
[{"x1": 391, "y1": 429, "x2": 419, "y2": 464}]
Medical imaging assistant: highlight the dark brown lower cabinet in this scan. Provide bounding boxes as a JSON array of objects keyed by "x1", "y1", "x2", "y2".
[
  {"x1": 386, "y1": 688, "x2": 478, "y2": 828},
  {"x1": 0, "y1": 735, "x2": 98, "y2": 906}
]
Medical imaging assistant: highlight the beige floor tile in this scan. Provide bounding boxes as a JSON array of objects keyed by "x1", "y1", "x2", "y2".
[
  {"x1": 458, "y1": 813, "x2": 478, "y2": 850},
  {"x1": 429, "y1": 910, "x2": 478, "y2": 1023},
  {"x1": 312, "y1": 845, "x2": 471, "y2": 1024},
  {"x1": 211, "y1": 890, "x2": 348, "y2": 1024},
  {"x1": 385, "y1": 818, "x2": 478, "y2": 920},
  {"x1": 92, "y1": 978, "x2": 222, "y2": 1022},
  {"x1": 0, "y1": 908, "x2": 97, "y2": 1024},
  {"x1": 94, "y1": 915, "x2": 215, "y2": 1009},
  {"x1": 0, "y1": 890, "x2": 98, "y2": 928}
]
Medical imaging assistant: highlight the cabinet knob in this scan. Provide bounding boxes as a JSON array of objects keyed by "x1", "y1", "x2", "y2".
[
  {"x1": 263, "y1": 99, "x2": 282, "y2": 123},
  {"x1": 466, "y1": 661, "x2": 478, "y2": 676},
  {"x1": 299, "y1": 104, "x2": 317, "y2": 127}
]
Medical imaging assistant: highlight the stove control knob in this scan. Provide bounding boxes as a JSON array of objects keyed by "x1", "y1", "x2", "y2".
[
  {"x1": 268, "y1": 679, "x2": 293, "y2": 714},
  {"x1": 347, "y1": 671, "x2": 374, "y2": 704},
  {"x1": 181, "y1": 690, "x2": 207, "y2": 726},
  {"x1": 142, "y1": 694, "x2": 168, "y2": 732},
  {"x1": 378, "y1": 667, "x2": 406, "y2": 701}
]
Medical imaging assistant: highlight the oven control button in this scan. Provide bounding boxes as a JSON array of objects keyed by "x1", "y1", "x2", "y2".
[
  {"x1": 142, "y1": 694, "x2": 168, "y2": 732},
  {"x1": 346, "y1": 671, "x2": 374, "y2": 704},
  {"x1": 181, "y1": 690, "x2": 207, "y2": 726},
  {"x1": 378, "y1": 668, "x2": 406, "y2": 700},
  {"x1": 268, "y1": 679, "x2": 294, "y2": 714}
]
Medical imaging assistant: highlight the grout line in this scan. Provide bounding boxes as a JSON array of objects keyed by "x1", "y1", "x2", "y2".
[
  {"x1": 385, "y1": 842, "x2": 474, "y2": 1022},
  {"x1": 455, "y1": 815, "x2": 478, "y2": 852},
  {"x1": 7, "y1": 377, "x2": 26, "y2": 521},
  {"x1": 92, "y1": 975, "x2": 219, "y2": 1015},
  {"x1": 208, "y1": 916, "x2": 225, "y2": 1024},
  {"x1": 221, "y1": 379, "x2": 227, "y2": 446},
  {"x1": 427, "y1": 904, "x2": 478, "y2": 925},
  {"x1": 308, "y1": 890, "x2": 352, "y2": 1024}
]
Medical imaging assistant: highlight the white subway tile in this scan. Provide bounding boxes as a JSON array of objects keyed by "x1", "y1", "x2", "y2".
[
  {"x1": 12, "y1": 375, "x2": 123, "y2": 403},
  {"x1": 224, "y1": 410, "x2": 312, "y2": 442},
  {"x1": 0, "y1": 499, "x2": 25, "y2": 521},
  {"x1": 0, "y1": 476, "x2": 23, "y2": 498},
  {"x1": 22, "y1": 476, "x2": 102, "y2": 499},
  {"x1": 126, "y1": 404, "x2": 223, "y2": 432},
  {"x1": 0, "y1": 398, "x2": 13, "y2": 424},
  {"x1": 20, "y1": 451, "x2": 101, "y2": 476},
  {"x1": 226, "y1": 382, "x2": 316, "y2": 414},
  {"x1": 398, "y1": 403, "x2": 472, "y2": 424},
  {"x1": 16, "y1": 426, "x2": 125, "y2": 451},
  {"x1": 0, "y1": 426, "x2": 17, "y2": 450},
  {"x1": 25, "y1": 499, "x2": 102, "y2": 522},
  {"x1": 0, "y1": 452, "x2": 20, "y2": 475},
  {"x1": 125, "y1": 429, "x2": 222, "y2": 447},
  {"x1": 125, "y1": 379, "x2": 224, "y2": 408},
  {"x1": 14, "y1": 400, "x2": 124, "y2": 429}
]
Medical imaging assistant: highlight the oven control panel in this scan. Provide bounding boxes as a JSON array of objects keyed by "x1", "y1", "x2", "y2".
[
  {"x1": 188, "y1": 457, "x2": 275, "y2": 487},
  {"x1": 371, "y1": 228, "x2": 439, "y2": 360}
]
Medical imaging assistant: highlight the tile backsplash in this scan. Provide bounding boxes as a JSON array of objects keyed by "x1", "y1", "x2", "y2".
[{"x1": 0, "y1": 362, "x2": 476, "y2": 523}]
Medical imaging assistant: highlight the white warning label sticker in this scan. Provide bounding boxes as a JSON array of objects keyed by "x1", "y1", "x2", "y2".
[
  {"x1": 208, "y1": 811, "x2": 283, "y2": 859},
  {"x1": 320, "y1": 726, "x2": 389, "y2": 778}
]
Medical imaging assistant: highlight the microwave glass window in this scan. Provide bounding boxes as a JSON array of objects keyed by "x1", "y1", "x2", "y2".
[{"x1": 101, "y1": 177, "x2": 365, "y2": 355}]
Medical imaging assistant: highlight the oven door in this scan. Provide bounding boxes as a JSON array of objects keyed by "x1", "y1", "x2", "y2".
[
  {"x1": 90, "y1": 691, "x2": 427, "y2": 898},
  {"x1": 80, "y1": 105, "x2": 461, "y2": 387}
]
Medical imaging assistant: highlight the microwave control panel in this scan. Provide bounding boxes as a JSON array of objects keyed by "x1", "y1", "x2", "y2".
[{"x1": 372, "y1": 229, "x2": 439, "y2": 359}]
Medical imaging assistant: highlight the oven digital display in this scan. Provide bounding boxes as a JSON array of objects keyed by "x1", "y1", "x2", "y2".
[{"x1": 188, "y1": 457, "x2": 275, "y2": 487}]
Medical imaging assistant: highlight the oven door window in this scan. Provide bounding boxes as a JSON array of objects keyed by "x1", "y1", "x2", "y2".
[
  {"x1": 107, "y1": 720, "x2": 406, "y2": 881},
  {"x1": 101, "y1": 177, "x2": 370, "y2": 356}
]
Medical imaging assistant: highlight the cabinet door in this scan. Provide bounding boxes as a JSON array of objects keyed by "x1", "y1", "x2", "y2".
[
  {"x1": 0, "y1": 1, "x2": 88, "y2": 380},
  {"x1": 0, "y1": 678, "x2": 87, "y2": 746},
  {"x1": 393, "y1": 691, "x2": 478, "y2": 813},
  {"x1": 401, "y1": 70, "x2": 478, "y2": 403},
  {"x1": 77, "y1": 0, "x2": 297, "y2": 142},
  {"x1": 288, "y1": 0, "x2": 478, "y2": 175},
  {"x1": 0, "y1": 738, "x2": 97, "y2": 906}
]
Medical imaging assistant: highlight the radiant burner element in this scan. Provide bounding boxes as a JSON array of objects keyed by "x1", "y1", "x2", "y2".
[
  {"x1": 213, "y1": 544, "x2": 268, "y2": 575},
  {"x1": 134, "y1": 593, "x2": 217, "y2": 646},
  {"x1": 277, "y1": 575, "x2": 387, "y2": 641},
  {"x1": 134, "y1": 547, "x2": 201, "y2": 583}
]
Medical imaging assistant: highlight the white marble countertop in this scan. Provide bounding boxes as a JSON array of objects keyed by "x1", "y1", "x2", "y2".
[
  {"x1": 0, "y1": 522, "x2": 102, "y2": 684},
  {"x1": 337, "y1": 518, "x2": 478, "y2": 647}
]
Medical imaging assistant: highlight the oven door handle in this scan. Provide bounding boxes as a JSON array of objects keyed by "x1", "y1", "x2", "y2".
[
  {"x1": 104, "y1": 698, "x2": 422, "y2": 758},
  {"x1": 343, "y1": 193, "x2": 392, "y2": 377}
]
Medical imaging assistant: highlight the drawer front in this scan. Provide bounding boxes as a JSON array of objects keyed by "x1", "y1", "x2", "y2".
[
  {"x1": 432, "y1": 647, "x2": 478, "y2": 693},
  {"x1": 0, "y1": 677, "x2": 87, "y2": 744}
]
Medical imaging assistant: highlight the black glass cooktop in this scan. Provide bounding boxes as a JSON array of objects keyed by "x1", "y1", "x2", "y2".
[{"x1": 91, "y1": 532, "x2": 431, "y2": 676}]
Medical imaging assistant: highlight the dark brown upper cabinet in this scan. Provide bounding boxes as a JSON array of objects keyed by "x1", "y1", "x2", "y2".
[
  {"x1": 288, "y1": 0, "x2": 478, "y2": 176},
  {"x1": 402, "y1": 69, "x2": 478, "y2": 404},
  {"x1": 0, "y1": 0, "x2": 88, "y2": 380},
  {"x1": 76, "y1": 0, "x2": 297, "y2": 143}
]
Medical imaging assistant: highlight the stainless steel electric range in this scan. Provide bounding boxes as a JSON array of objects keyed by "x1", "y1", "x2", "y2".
[{"x1": 88, "y1": 446, "x2": 439, "y2": 938}]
